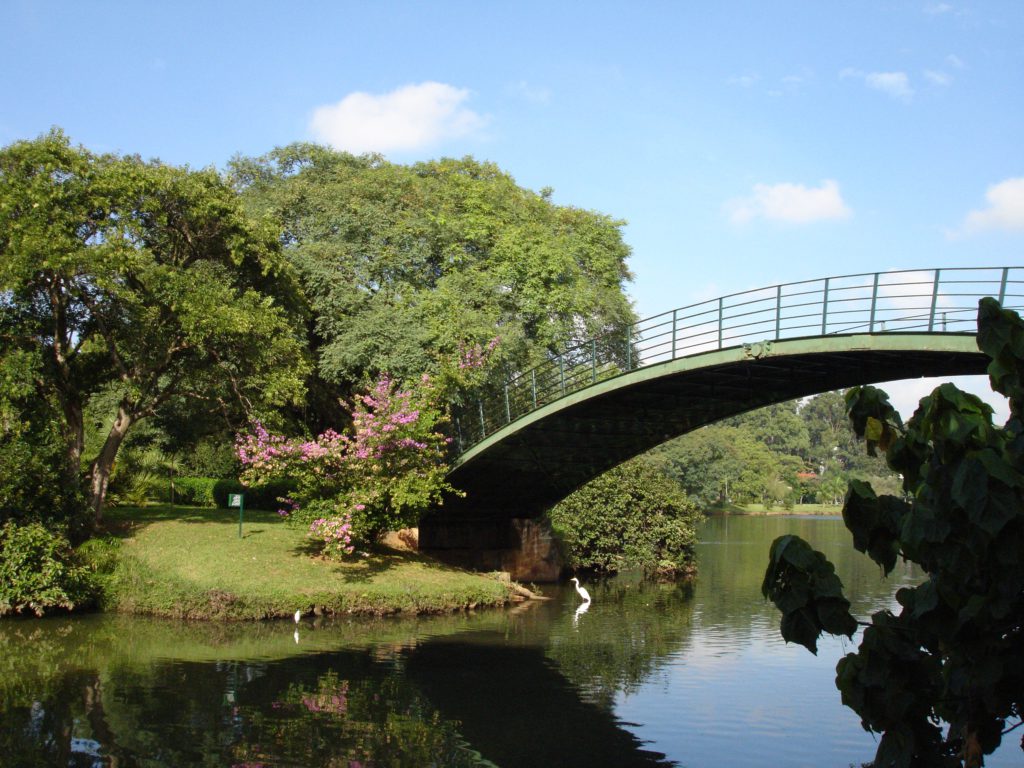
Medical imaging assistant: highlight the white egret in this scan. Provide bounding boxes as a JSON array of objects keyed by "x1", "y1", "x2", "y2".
[
  {"x1": 570, "y1": 577, "x2": 591, "y2": 603},
  {"x1": 294, "y1": 609, "x2": 302, "y2": 623}
]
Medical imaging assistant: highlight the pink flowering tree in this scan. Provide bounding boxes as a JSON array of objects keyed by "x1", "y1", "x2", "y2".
[{"x1": 236, "y1": 373, "x2": 456, "y2": 556}]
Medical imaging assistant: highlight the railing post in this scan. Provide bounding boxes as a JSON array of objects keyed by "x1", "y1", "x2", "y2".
[
  {"x1": 626, "y1": 328, "x2": 632, "y2": 370},
  {"x1": 821, "y1": 277, "x2": 830, "y2": 335},
  {"x1": 928, "y1": 269, "x2": 941, "y2": 332},
  {"x1": 999, "y1": 266, "x2": 1009, "y2": 305},
  {"x1": 869, "y1": 273, "x2": 879, "y2": 332},
  {"x1": 591, "y1": 340, "x2": 597, "y2": 383},
  {"x1": 559, "y1": 355, "x2": 565, "y2": 396},
  {"x1": 531, "y1": 369, "x2": 537, "y2": 409},
  {"x1": 478, "y1": 400, "x2": 486, "y2": 440},
  {"x1": 671, "y1": 309, "x2": 678, "y2": 358},
  {"x1": 718, "y1": 297, "x2": 724, "y2": 349},
  {"x1": 774, "y1": 285, "x2": 782, "y2": 340},
  {"x1": 504, "y1": 384, "x2": 511, "y2": 423}
]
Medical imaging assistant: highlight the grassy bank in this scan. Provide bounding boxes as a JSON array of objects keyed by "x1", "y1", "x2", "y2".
[
  {"x1": 91, "y1": 505, "x2": 511, "y2": 620},
  {"x1": 706, "y1": 502, "x2": 843, "y2": 516}
]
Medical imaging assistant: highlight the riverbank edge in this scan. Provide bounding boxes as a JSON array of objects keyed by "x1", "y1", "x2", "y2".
[
  {"x1": 706, "y1": 502, "x2": 843, "y2": 517},
  {"x1": 83, "y1": 506, "x2": 516, "y2": 621}
]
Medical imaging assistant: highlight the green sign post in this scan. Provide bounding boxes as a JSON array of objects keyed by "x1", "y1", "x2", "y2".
[{"x1": 229, "y1": 493, "x2": 244, "y2": 538}]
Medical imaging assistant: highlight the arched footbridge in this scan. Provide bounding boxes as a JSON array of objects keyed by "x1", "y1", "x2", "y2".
[{"x1": 437, "y1": 266, "x2": 1021, "y2": 530}]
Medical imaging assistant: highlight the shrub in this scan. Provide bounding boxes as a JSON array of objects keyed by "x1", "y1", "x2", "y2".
[
  {"x1": 0, "y1": 521, "x2": 95, "y2": 616},
  {"x1": 548, "y1": 458, "x2": 701, "y2": 577},
  {"x1": 211, "y1": 479, "x2": 295, "y2": 510},
  {"x1": 173, "y1": 477, "x2": 220, "y2": 507},
  {"x1": 76, "y1": 536, "x2": 122, "y2": 608},
  {"x1": 237, "y1": 373, "x2": 455, "y2": 551}
]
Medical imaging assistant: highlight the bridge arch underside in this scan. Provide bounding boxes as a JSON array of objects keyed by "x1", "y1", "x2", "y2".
[{"x1": 440, "y1": 334, "x2": 987, "y2": 524}]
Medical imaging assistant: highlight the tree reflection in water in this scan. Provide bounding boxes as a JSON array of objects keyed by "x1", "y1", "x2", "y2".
[{"x1": 0, "y1": 595, "x2": 694, "y2": 768}]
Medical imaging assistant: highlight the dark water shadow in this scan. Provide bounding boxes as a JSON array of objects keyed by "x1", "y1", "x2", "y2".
[{"x1": 406, "y1": 636, "x2": 678, "y2": 768}]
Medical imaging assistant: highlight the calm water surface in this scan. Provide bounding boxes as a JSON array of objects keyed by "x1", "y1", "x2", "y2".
[{"x1": 0, "y1": 515, "x2": 1018, "y2": 767}]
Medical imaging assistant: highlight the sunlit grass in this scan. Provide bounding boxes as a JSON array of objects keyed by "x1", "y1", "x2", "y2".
[
  {"x1": 731, "y1": 502, "x2": 841, "y2": 515},
  {"x1": 98, "y1": 505, "x2": 510, "y2": 620}
]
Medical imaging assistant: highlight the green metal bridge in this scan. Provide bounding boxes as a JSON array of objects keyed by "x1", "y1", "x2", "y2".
[{"x1": 437, "y1": 266, "x2": 1021, "y2": 531}]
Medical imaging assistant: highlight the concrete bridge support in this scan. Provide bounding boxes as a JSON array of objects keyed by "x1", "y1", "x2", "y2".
[{"x1": 419, "y1": 512, "x2": 563, "y2": 582}]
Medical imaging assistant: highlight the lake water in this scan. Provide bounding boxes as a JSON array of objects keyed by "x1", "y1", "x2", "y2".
[{"x1": 0, "y1": 515, "x2": 1018, "y2": 767}]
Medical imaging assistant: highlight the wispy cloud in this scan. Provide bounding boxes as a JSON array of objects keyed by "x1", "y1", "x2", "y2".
[
  {"x1": 841, "y1": 68, "x2": 914, "y2": 102},
  {"x1": 726, "y1": 180, "x2": 852, "y2": 225},
  {"x1": 865, "y1": 71, "x2": 913, "y2": 101},
  {"x1": 509, "y1": 80, "x2": 551, "y2": 104},
  {"x1": 924, "y1": 69, "x2": 951, "y2": 86},
  {"x1": 946, "y1": 53, "x2": 966, "y2": 69},
  {"x1": 727, "y1": 73, "x2": 760, "y2": 88},
  {"x1": 309, "y1": 82, "x2": 488, "y2": 154},
  {"x1": 954, "y1": 178, "x2": 1024, "y2": 235},
  {"x1": 924, "y1": 3, "x2": 954, "y2": 15}
]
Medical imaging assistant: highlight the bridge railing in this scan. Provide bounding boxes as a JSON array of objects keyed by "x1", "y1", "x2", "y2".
[{"x1": 452, "y1": 266, "x2": 1023, "y2": 453}]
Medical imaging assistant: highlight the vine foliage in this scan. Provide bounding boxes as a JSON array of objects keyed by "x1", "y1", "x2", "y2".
[{"x1": 762, "y1": 298, "x2": 1024, "y2": 768}]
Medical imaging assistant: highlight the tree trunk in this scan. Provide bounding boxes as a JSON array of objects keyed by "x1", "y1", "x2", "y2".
[
  {"x1": 61, "y1": 394, "x2": 85, "y2": 490},
  {"x1": 88, "y1": 405, "x2": 134, "y2": 522}
]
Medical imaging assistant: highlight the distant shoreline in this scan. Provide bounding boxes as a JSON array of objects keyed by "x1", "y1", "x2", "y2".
[{"x1": 705, "y1": 503, "x2": 843, "y2": 517}]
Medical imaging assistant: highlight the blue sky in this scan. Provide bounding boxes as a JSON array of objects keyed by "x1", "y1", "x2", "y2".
[{"x1": 2, "y1": 1, "x2": 1021, "y2": 415}]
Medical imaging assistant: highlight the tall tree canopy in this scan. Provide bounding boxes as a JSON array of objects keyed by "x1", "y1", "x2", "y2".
[
  {"x1": 0, "y1": 131, "x2": 309, "y2": 520},
  {"x1": 229, "y1": 145, "x2": 636, "y2": 403}
]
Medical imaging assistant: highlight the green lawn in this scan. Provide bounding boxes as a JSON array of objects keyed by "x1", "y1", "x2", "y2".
[
  {"x1": 97, "y1": 505, "x2": 510, "y2": 620},
  {"x1": 739, "y1": 502, "x2": 842, "y2": 515}
]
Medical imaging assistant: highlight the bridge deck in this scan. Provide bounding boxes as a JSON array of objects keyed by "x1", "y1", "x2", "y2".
[{"x1": 445, "y1": 333, "x2": 987, "y2": 519}]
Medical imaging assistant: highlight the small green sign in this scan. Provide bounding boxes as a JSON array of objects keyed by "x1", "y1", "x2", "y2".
[{"x1": 229, "y1": 494, "x2": 245, "y2": 537}]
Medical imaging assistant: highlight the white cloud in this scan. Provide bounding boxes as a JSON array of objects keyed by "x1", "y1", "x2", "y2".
[
  {"x1": 309, "y1": 82, "x2": 487, "y2": 154},
  {"x1": 726, "y1": 180, "x2": 852, "y2": 225},
  {"x1": 924, "y1": 69, "x2": 951, "y2": 86},
  {"x1": 959, "y1": 177, "x2": 1024, "y2": 234},
  {"x1": 840, "y1": 68, "x2": 914, "y2": 101},
  {"x1": 865, "y1": 71, "x2": 913, "y2": 101},
  {"x1": 946, "y1": 53, "x2": 966, "y2": 69},
  {"x1": 924, "y1": 3, "x2": 954, "y2": 14},
  {"x1": 510, "y1": 80, "x2": 551, "y2": 104}
]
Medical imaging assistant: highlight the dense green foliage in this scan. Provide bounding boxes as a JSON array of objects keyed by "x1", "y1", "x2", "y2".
[
  {"x1": 762, "y1": 298, "x2": 1023, "y2": 768},
  {"x1": 0, "y1": 520, "x2": 94, "y2": 616},
  {"x1": 0, "y1": 129, "x2": 644, "y2": 609},
  {"x1": 0, "y1": 130, "x2": 309, "y2": 521},
  {"x1": 654, "y1": 395, "x2": 899, "y2": 508},
  {"x1": 229, "y1": 145, "x2": 635, "y2": 408},
  {"x1": 0, "y1": 349, "x2": 84, "y2": 529},
  {"x1": 548, "y1": 459, "x2": 700, "y2": 577}
]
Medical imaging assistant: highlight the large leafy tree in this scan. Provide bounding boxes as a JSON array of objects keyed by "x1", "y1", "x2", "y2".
[
  {"x1": 762, "y1": 298, "x2": 1024, "y2": 768},
  {"x1": 0, "y1": 131, "x2": 308, "y2": 521},
  {"x1": 654, "y1": 424, "x2": 785, "y2": 506},
  {"x1": 229, "y1": 145, "x2": 636, "y2": 407}
]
